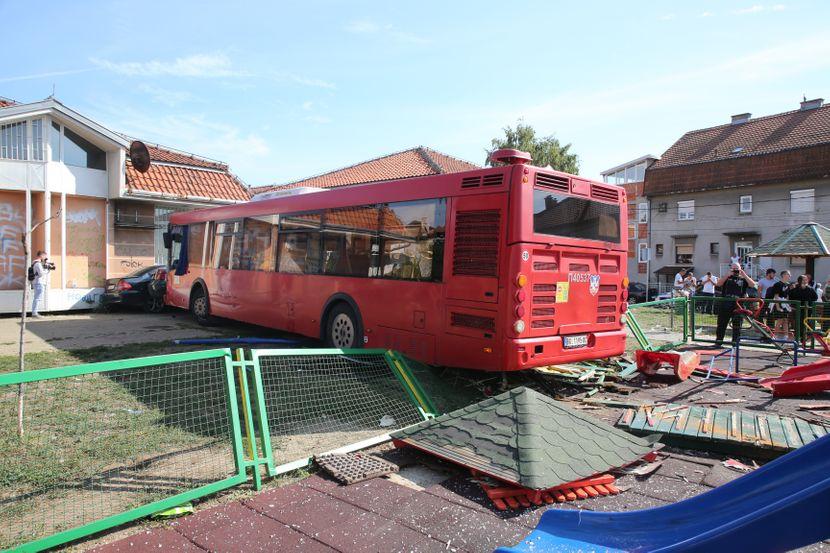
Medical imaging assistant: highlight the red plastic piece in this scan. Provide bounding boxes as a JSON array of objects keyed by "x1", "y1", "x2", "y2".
[
  {"x1": 476, "y1": 474, "x2": 619, "y2": 511},
  {"x1": 636, "y1": 350, "x2": 700, "y2": 381},
  {"x1": 760, "y1": 358, "x2": 830, "y2": 397}
]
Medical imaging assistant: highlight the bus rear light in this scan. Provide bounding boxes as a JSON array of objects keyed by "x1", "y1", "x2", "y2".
[
  {"x1": 516, "y1": 274, "x2": 528, "y2": 287},
  {"x1": 483, "y1": 347, "x2": 493, "y2": 353},
  {"x1": 620, "y1": 302, "x2": 629, "y2": 314},
  {"x1": 515, "y1": 305, "x2": 525, "y2": 318},
  {"x1": 522, "y1": 176, "x2": 529, "y2": 183},
  {"x1": 516, "y1": 289, "x2": 526, "y2": 302},
  {"x1": 621, "y1": 289, "x2": 629, "y2": 301},
  {"x1": 514, "y1": 320, "x2": 526, "y2": 334}
]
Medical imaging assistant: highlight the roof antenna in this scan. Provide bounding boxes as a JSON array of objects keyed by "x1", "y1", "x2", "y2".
[
  {"x1": 50, "y1": 83, "x2": 55, "y2": 98},
  {"x1": 803, "y1": 93, "x2": 807, "y2": 102}
]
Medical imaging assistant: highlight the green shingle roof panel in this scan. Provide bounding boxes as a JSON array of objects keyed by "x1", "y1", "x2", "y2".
[
  {"x1": 748, "y1": 222, "x2": 830, "y2": 257},
  {"x1": 391, "y1": 387, "x2": 656, "y2": 490}
]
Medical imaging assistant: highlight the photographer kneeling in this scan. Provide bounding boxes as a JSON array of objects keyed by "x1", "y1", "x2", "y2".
[
  {"x1": 714, "y1": 262, "x2": 756, "y2": 347},
  {"x1": 29, "y1": 250, "x2": 55, "y2": 318}
]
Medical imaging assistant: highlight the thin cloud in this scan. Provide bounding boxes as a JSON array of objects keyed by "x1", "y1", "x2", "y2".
[
  {"x1": 281, "y1": 73, "x2": 336, "y2": 90},
  {"x1": 0, "y1": 68, "x2": 93, "y2": 83},
  {"x1": 343, "y1": 19, "x2": 429, "y2": 44},
  {"x1": 701, "y1": 11, "x2": 715, "y2": 17},
  {"x1": 90, "y1": 53, "x2": 249, "y2": 78},
  {"x1": 659, "y1": 14, "x2": 677, "y2": 21},
  {"x1": 138, "y1": 84, "x2": 198, "y2": 107},
  {"x1": 734, "y1": 4, "x2": 786, "y2": 14},
  {"x1": 304, "y1": 114, "x2": 331, "y2": 124}
]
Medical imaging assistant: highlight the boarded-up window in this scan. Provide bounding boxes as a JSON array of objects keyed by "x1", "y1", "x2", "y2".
[
  {"x1": 66, "y1": 197, "x2": 106, "y2": 288},
  {"x1": 0, "y1": 191, "x2": 27, "y2": 290}
]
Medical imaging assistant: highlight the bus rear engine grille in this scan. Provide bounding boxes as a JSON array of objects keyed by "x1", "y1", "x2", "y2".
[
  {"x1": 591, "y1": 185, "x2": 618, "y2": 202},
  {"x1": 535, "y1": 173, "x2": 569, "y2": 191},
  {"x1": 531, "y1": 320, "x2": 554, "y2": 329},
  {"x1": 533, "y1": 262, "x2": 558, "y2": 271},
  {"x1": 452, "y1": 210, "x2": 500, "y2": 277},
  {"x1": 450, "y1": 312, "x2": 496, "y2": 332}
]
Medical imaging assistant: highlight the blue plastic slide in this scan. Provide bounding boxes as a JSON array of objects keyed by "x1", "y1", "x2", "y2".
[{"x1": 496, "y1": 433, "x2": 830, "y2": 553}]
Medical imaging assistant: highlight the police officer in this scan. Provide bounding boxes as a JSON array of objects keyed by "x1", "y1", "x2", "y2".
[{"x1": 714, "y1": 262, "x2": 757, "y2": 347}]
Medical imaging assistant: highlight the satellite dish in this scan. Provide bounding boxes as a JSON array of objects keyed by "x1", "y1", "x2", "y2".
[{"x1": 129, "y1": 140, "x2": 151, "y2": 173}]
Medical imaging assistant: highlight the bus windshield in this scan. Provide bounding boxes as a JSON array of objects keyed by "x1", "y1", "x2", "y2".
[{"x1": 532, "y1": 188, "x2": 621, "y2": 243}]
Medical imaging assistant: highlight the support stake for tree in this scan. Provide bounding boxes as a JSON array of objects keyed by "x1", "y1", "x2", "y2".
[{"x1": 17, "y1": 209, "x2": 61, "y2": 437}]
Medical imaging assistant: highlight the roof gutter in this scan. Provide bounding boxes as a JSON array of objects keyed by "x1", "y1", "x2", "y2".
[{"x1": 123, "y1": 189, "x2": 245, "y2": 205}]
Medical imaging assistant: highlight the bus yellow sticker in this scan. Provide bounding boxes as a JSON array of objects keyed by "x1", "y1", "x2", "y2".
[{"x1": 556, "y1": 282, "x2": 569, "y2": 303}]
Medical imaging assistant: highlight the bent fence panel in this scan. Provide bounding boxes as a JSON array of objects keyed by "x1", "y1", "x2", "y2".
[
  {"x1": 0, "y1": 349, "x2": 246, "y2": 553},
  {"x1": 690, "y1": 297, "x2": 803, "y2": 347},
  {"x1": 250, "y1": 348, "x2": 435, "y2": 476},
  {"x1": 626, "y1": 298, "x2": 688, "y2": 352}
]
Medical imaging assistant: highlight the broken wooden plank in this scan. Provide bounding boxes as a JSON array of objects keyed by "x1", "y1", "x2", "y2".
[
  {"x1": 793, "y1": 417, "x2": 817, "y2": 446},
  {"x1": 781, "y1": 417, "x2": 803, "y2": 449},
  {"x1": 764, "y1": 413, "x2": 790, "y2": 450}
]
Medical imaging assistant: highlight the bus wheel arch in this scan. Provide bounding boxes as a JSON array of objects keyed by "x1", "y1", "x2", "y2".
[
  {"x1": 321, "y1": 295, "x2": 364, "y2": 349},
  {"x1": 190, "y1": 280, "x2": 213, "y2": 325}
]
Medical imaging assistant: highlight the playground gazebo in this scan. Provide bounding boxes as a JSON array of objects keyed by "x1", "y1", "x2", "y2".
[{"x1": 747, "y1": 222, "x2": 830, "y2": 279}]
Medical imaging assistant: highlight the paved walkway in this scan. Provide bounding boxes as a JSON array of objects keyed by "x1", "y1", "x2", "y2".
[{"x1": 0, "y1": 311, "x2": 223, "y2": 355}]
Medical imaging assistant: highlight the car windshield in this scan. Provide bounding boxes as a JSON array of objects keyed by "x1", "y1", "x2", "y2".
[
  {"x1": 124, "y1": 266, "x2": 159, "y2": 279},
  {"x1": 533, "y1": 189, "x2": 621, "y2": 243}
]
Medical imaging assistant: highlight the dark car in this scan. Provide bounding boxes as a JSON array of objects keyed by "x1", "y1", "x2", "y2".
[
  {"x1": 627, "y1": 282, "x2": 648, "y2": 304},
  {"x1": 101, "y1": 265, "x2": 167, "y2": 312}
]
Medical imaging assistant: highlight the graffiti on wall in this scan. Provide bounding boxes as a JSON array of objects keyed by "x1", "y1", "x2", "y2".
[
  {"x1": 0, "y1": 202, "x2": 25, "y2": 290},
  {"x1": 66, "y1": 199, "x2": 106, "y2": 288}
]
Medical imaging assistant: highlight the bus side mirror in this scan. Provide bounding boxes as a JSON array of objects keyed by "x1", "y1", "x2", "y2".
[{"x1": 163, "y1": 232, "x2": 173, "y2": 249}]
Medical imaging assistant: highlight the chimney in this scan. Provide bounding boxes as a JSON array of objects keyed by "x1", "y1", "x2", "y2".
[
  {"x1": 731, "y1": 113, "x2": 751, "y2": 125},
  {"x1": 800, "y1": 98, "x2": 824, "y2": 111}
]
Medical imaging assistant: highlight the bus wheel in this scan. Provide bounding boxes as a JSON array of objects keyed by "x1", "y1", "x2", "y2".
[
  {"x1": 325, "y1": 303, "x2": 362, "y2": 349},
  {"x1": 190, "y1": 287, "x2": 213, "y2": 326}
]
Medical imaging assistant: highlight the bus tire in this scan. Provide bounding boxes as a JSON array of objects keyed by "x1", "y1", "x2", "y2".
[
  {"x1": 190, "y1": 285, "x2": 214, "y2": 326},
  {"x1": 324, "y1": 303, "x2": 363, "y2": 349}
]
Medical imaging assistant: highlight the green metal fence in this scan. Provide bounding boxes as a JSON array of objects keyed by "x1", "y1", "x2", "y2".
[
  {"x1": 626, "y1": 297, "x2": 688, "y2": 351},
  {"x1": 689, "y1": 296, "x2": 805, "y2": 346},
  {"x1": 0, "y1": 349, "x2": 247, "y2": 553},
  {"x1": 0, "y1": 348, "x2": 434, "y2": 552}
]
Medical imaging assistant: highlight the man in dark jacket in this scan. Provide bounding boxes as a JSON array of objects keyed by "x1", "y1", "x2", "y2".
[{"x1": 714, "y1": 262, "x2": 757, "y2": 347}]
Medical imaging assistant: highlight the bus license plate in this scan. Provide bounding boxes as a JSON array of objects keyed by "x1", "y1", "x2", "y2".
[{"x1": 564, "y1": 334, "x2": 588, "y2": 349}]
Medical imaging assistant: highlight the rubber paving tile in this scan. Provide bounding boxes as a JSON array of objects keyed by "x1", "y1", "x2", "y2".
[
  {"x1": 170, "y1": 501, "x2": 259, "y2": 537},
  {"x1": 312, "y1": 509, "x2": 432, "y2": 552},
  {"x1": 325, "y1": 477, "x2": 419, "y2": 514},
  {"x1": 242, "y1": 481, "x2": 307, "y2": 512},
  {"x1": 388, "y1": 490, "x2": 475, "y2": 536},
  {"x1": 444, "y1": 511, "x2": 530, "y2": 552},
  {"x1": 89, "y1": 529, "x2": 206, "y2": 552},
  {"x1": 177, "y1": 506, "x2": 334, "y2": 553},
  {"x1": 249, "y1": 488, "x2": 370, "y2": 536}
]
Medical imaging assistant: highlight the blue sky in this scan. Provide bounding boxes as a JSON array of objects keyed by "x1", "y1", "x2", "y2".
[{"x1": 2, "y1": 1, "x2": 829, "y2": 186}]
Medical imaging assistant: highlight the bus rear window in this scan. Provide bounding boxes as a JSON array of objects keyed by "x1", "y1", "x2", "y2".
[{"x1": 533, "y1": 189, "x2": 620, "y2": 243}]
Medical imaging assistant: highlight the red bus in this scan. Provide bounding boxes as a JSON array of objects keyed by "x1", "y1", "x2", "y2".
[{"x1": 164, "y1": 149, "x2": 628, "y2": 372}]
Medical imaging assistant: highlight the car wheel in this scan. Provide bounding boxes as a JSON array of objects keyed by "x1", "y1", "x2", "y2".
[
  {"x1": 325, "y1": 303, "x2": 362, "y2": 349},
  {"x1": 144, "y1": 296, "x2": 165, "y2": 313},
  {"x1": 190, "y1": 287, "x2": 214, "y2": 326}
]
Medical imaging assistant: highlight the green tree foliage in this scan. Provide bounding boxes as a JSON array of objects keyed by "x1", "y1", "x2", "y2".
[{"x1": 486, "y1": 121, "x2": 579, "y2": 174}]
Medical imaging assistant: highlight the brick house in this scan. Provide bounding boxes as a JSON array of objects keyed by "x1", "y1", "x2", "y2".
[
  {"x1": 0, "y1": 96, "x2": 249, "y2": 313},
  {"x1": 253, "y1": 146, "x2": 479, "y2": 195},
  {"x1": 600, "y1": 155, "x2": 659, "y2": 285},
  {"x1": 644, "y1": 98, "x2": 830, "y2": 291}
]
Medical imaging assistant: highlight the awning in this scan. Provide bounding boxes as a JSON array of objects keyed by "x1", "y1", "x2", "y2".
[
  {"x1": 747, "y1": 222, "x2": 830, "y2": 257},
  {"x1": 655, "y1": 265, "x2": 693, "y2": 275}
]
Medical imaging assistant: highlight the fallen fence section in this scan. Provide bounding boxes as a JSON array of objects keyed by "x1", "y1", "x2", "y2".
[
  {"x1": 0, "y1": 348, "x2": 436, "y2": 552},
  {"x1": 626, "y1": 297, "x2": 688, "y2": 351}
]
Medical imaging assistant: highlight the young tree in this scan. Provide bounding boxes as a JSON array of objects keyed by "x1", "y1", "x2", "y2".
[{"x1": 486, "y1": 121, "x2": 579, "y2": 174}]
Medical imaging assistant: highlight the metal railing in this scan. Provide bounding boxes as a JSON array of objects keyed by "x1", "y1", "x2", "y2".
[
  {"x1": 0, "y1": 348, "x2": 434, "y2": 552},
  {"x1": 626, "y1": 297, "x2": 688, "y2": 352}
]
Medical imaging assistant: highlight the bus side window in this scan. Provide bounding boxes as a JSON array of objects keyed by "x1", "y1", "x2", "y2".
[
  {"x1": 277, "y1": 212, "x2": 321, "y2": 274},
  {"x1": 188, "y1": 223, "x2": 206, "y2": 267},
  {"x1": 241, "y1": 215, "x2": 278, "y2": 271},
  {"x1": 212, "y1": 220, "x2": 242, "y2": 270},
  {"x1": 380, "y1": 199, "x2": 446, "y2": 282},
  {"x1": 322, "y1": 205, "x2": 379, "y2": 277}
]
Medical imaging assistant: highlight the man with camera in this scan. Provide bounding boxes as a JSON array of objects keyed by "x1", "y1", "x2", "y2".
[
  {"x1": 30, "y1": 251, "x2": 55, "y2": 318},
  {"x1": 714, "y1": 262, "x2": 756, "y2": 347}
]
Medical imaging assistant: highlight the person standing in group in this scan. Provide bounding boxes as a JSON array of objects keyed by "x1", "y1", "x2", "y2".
[
  {"x1": 699, "y1": 271, "x2": 718, "y2": 314},
  {"x1": 673, "y1": 268, "x2": 687, "y2": 297},
  {"x1": 789, "y1": 274, "x2": 819, "y2": 338},
  {"x1": 29, "y1": 250, "x2": 52, "y2": 318},
  {"x1": 765, "y1": 270, "x2": 793, "y2": 338},
  {"x1": 714, "y1": 262, "x2": 756, "y2": 347},
  {"x1": 757, "y1": 268, "x2": 778, "y2": 299}
]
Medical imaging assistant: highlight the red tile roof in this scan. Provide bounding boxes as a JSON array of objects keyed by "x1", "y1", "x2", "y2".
[
  {"x1": 651, "y1": 103, "x2": 830, "y2": 170},
  {"x1": 0, "y1": 97, "x2": 16, "y2": 108},
  {"x1": 126, "y1": 144, "x2": 250, "y2": 202},
  {"x1": 255, "y1": 146, "x2": 479, "y2": 193}
]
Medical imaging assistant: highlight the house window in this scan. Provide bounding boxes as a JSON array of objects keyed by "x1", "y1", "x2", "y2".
[
  {"x1": 637, "y1": 203, "x2": 648, "y2": 224},
  {"x1": 675, "y1": 244, "x2": 693, "y2": 265},
  {"x1": 63, "y1": 127, "x2": 107, "y2": 170},
  {"x1": 637, "y1": 243, "x2": 649, "y2": 263},
  {"x1": 655, "y1": 244, "x2": 664, "y2": 257},
  {"x1": 739, "y1": 195, "x2": 752, "y2": 214},
  {"x1": 677, "y1": 200, "x2": 695, "y2": 221},
  {"x1": 50, "y1": 122, "x2": 61, "y2": 161},
  {"x1": 790, "y1": 189, "x2": 814, "y2": 213},
  {"x1": 635, "y1": 162, "x2": 646, "y2": 181},
  {"x1": 710, "y1": 242, "x2": 719, "y2": 255},
  {"x1": 0, "y1": 121, "x2": 28, "y2": 160},
  {"x1": 31, "y1": 119, "x2": 43, "y2": 161},
  {"x1": 658, "y1": 202, "x2": 667, "y2": 213}
]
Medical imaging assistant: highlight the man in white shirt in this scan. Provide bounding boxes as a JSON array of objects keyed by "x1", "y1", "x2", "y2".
[
  {"x1": 30, "y1": 250, "x2": 51, "y2": 318},
  {"x1": 673, "y1": 268, "x2": 687, "y2": 296},
  {"x1": 699, "y1": 271, "x2": 718, "y2": 313},
  {"x1": 757, "y1": 268, "x2": 778, "y2": 299}
]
